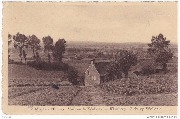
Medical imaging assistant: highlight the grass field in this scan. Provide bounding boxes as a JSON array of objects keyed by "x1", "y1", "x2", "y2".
[
  {"x1": 9, "y1": 86, "x2": 81, "y2": 106},
  {"x1": 8, "y1": 64, "x2": 82, "y2": 106},
  {"x1": 8, "y1": 64, "x2": 68, "y2": 86},
  {"x1": 8, "y1": 62, "x2": 178, "y2": 106},
  {"x1": 8, "y1": 47, "x2": 178, "y2": 106}
]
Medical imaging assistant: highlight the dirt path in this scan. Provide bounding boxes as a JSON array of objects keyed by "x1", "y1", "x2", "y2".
[{"x1": 71, "y1": 86, "x2": 106, "y2": 106}]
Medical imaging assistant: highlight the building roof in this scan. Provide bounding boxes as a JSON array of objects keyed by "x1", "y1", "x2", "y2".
[{"x1": 85, "y1": 63, "x2": 100, "y2": 75}]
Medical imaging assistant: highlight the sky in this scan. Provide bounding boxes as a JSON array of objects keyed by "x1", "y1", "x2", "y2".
[{"x1": 3, "y1": 2, "x2": 177, "y2": 43}]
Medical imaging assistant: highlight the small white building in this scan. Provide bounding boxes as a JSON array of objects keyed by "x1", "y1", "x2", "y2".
[{"x1": 84, "y1": 60, "x2": 101, "y2": 86}]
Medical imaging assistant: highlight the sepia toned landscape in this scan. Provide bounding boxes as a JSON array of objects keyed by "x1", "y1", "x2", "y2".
[
  {"x1": 8, "y1": 35, "x2": 178, "y2": 106},
  {"x1": 5, "y1": 2, "x2": 177, "y2": 106}
]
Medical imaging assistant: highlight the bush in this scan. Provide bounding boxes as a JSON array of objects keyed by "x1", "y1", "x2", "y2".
[
  {"x1": 8, "y1": 59, "x2": 14, "y2": 64},
  {"x1": 66, "y1": 66, "x2": 79, "y2": 85},
  {"x1": 27, "y1": 61, "x2": 83, "y2": 85},
  {"x1": 65, "y1": 66, "x2": 85, "y2": 85},
  {"x1": 77, "y1": 75, "x2": 85, "y2": 86},
  {"x1": 141, "y1": 64, "x2": 158, "y2": 75},
  {"x1": 9, "y1": 60, "x2": 26, "y2": 65},
  {"x1": 27, "y1": 61, "x2": 69, "y2": 71}
]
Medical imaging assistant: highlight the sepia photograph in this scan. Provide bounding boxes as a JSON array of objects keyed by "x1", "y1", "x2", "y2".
[{"x1": 2, "y1": 1, "x2": 178, "y2": 114}]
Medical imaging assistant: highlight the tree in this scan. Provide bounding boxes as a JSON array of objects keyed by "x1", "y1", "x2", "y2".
[
  {"x1": 148, "y1": 34, "x2": 173, "y2": 72},
  {"x1": 106, "y1": 62, "x2": 121, "y2": 81},
  {"x1": 8, "y1": 33, "x2": 12, "y2": 60},
  {"x1": 28, "y1": 35, "x2": 41, "y2": 59},
  {"x1": 42, "y1": 36, "x2": 54, "y2": 63},
  {"x1": 114, "y1": 50, "x2": 138, "y2": 78},
  {"x1": 53, "y1": 39, "x2": 66, "y2": 63},
  {"x1": 8, "y1": 33, "x2": 12, "y2": 46},
  {"x1": 13, "y1": 32, "x2": 28, "y2": 62}
]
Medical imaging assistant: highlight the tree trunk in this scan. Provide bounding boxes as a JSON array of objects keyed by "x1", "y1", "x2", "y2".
[
  {"x1": 19, "y1": 47, "x2": 23, "y2": 62},
  {"x1": 58, "y1": 54, "x2": 63, "y2": 64},
  {"x1": 162, "y1": 63, "x2": 167, "y2": 74},
  {"x1": 33, "y1": 48, "x2": 35, "y2": 59},
  {"x1": 47, "y1": 49, "x2": 51, "y2": 63},
  {"x1": 48, "y1": 53, "x2": 51, "y2": 63},
  {"x1": 23, "y1": 50, "x2": 27, "y2": 64}
]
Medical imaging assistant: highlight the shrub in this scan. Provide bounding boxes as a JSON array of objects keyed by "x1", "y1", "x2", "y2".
[
  {"x1": 141, "y1": 64, "x2": 156, "y2": 75},
  {"x1": 9, "y1": 61, "x2": 26, "y2": 65},
  {"x1": 114, "y1": 50, "x2": 138, "y2": 78},
  {"x1": 8, "y1": 59, "x2": 14, "y2": 64},
  {"x1": 77, "y1": 75, "x2": 85, "y2": 86},
  {"x1": 66, "y1": 66, "x2": 79, "y2": 85},
  {"x1": 27, "y1": 61, "x2": 69, "y2": 71},
  {"x1": 27, "y1": 61, "x2": 82, "y2": 85}
]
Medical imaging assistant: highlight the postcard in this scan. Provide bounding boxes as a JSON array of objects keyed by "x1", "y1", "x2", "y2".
[{"x1": 2, "y1": 1, "x2": 178, "y2": 115}]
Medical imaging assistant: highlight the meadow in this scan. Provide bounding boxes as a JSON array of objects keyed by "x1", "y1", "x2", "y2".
[{"x1": 8, "y1": 42, "x2": 178, "y2": 106}]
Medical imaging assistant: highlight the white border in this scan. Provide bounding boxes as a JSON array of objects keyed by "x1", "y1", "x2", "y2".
[
  {"x1": 1, "y1": 0, "x2": 179, "y2": 2},
  {"x1": 0, "y1": 0, "x2": 179, "y2": 119}
]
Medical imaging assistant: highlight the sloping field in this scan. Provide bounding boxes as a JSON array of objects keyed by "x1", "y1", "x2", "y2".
[
  {"x1": 8, "y1": 64, "x2": 178, "y2": 106},
  {"x1": 8, "y1": 64, "x2": 68, "y2": 86},
  {"x1": 8, "y1": 64, "x2": 82, "y2": 106},
  {"x1": 9, "y1": 86, "x2": 81, "y2": 106}
]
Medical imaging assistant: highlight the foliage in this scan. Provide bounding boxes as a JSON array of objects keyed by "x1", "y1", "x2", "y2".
[
  {"x1": 13, "y1": 33, "x2": 28, "y2": 48},
  {"x1": 27, "y1": 61, "x2": 79, "y2": 85},
  {"x1": 53, "y1": 39, "x2": 66, "y2": 63},
  {"x1": 66, "y1": 66, "x2": 79, "y2": 85},
  {"x1": 8, "y1": 33, "x2": 12, "y2": 60},
  {"x1": 155, "y1": 51, "x2": 173, "y2": 63},
  {"x1": 28, "y1": 35, "x2": 41, "y2": 59},
  {"x1": 140, "y1": 64, "x2": 161, "y2": 75},
  {"x1": 8, "y1": 33, "x2": 12, "y2": 45},
  {"x1": 105, "y1": 62, "x2": 122, "y2": 81},
  {"x1": 112, "y1": 50, "x2": 138, "y2": 78},
  {"x1": 27, "y1": 61, "x2": 69, "y2": 71},
  {"x1": 8, "y1": 61, "x2": 25, "y2": 65},
  {"x1": 148, "y1": 34, "x2": 173, "y2": 72},
  {"x1": 13, "y1": 32, "x2": 29, "y2": 62},
  {"x1": 42, "y1": 36, "x2": 54, "y2": 63},
  {"x1": 8, "y1": 59, "x2": 14, "y2": 64}
]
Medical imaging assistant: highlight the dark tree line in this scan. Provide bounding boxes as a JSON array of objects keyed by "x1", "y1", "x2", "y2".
[{"x1": 8, "y1": 32, "x2": 66, "y2": 63}]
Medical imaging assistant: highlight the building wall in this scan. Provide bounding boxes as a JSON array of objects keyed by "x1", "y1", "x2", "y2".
[{"x1": 85, "y1": 64, "x2": 100, "y2": 86}]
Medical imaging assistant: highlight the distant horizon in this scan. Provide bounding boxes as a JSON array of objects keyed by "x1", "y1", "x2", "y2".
[
  {"x1": 65, "y1": 40, "x2": 178, "y2": 44},
  {"x1": 8, "y1": 35, "x2": 178, "y2": 45},
  {"x1": 9, "y1": 39, "x2": 178, "y2": 49},
  {"x1": 8, "y1": 32, "x2": 177, "y2": 44}
]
